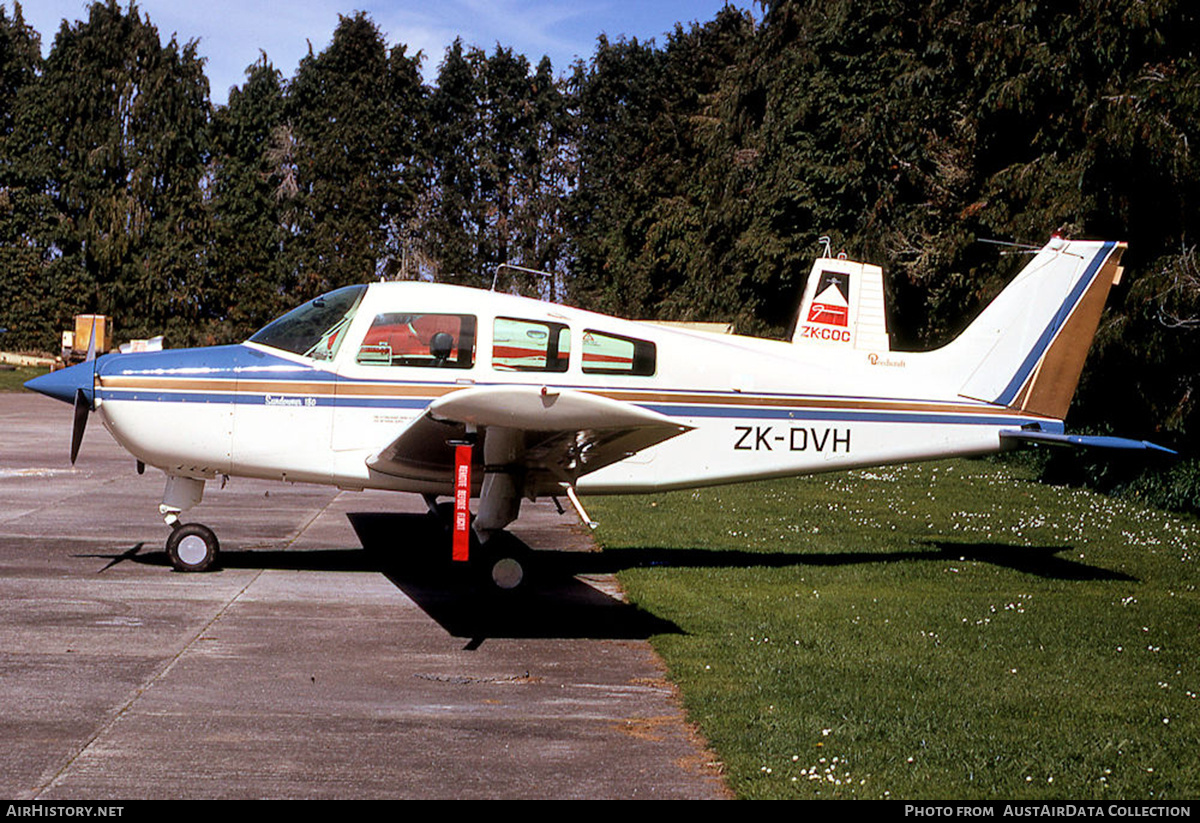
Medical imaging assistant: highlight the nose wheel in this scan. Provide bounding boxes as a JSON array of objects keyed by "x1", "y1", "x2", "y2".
[{"x1": 166, "y1": 523, "x2": 220, "y2": 572}]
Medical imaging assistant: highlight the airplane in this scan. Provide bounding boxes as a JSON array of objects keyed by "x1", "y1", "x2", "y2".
[{"x1": 25, "y1": 235, "x2": 1173, "y2": 591}]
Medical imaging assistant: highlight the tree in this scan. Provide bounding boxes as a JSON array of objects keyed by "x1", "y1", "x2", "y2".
[
  {"x1": 568, "y1": 9, "x2": 757, "y2": 324},
  {"x1": 425, "y1": 42, "x2": 572, "y2": 291},
  {"x1": 508, "y1": 55, "x2": 575, "y2": 299},
  {"x1": 425, "y1": 40, "x2": 486, "y2": 285},
  {"x1": 568, "y1": 34, "x2": 670, "y2": 316},
  {"x1": 208, "y1": 55, "x2": 290, "y2": 338},
  {"x1": 285, "y1": 12, "x2": 425, "y2": 300},
  {"x1": 0, "y1": 1, "x2": 51, "y2": 349},
  {"x1": 5, "y1": 0, "x2": 212, "y2": 346}
]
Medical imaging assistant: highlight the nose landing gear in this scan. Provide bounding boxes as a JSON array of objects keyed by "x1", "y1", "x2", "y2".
[
  {"x1": 165, "y1": 523, "x2": 220, "y2": 572},
  {"x1": 159, "y1": 475, "x2": 219, "y2": 572}
]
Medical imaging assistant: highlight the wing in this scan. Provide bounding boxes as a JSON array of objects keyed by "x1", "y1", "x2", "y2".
[{"x1": 366, "y1": 385, "x2": 691, "y2": 494}]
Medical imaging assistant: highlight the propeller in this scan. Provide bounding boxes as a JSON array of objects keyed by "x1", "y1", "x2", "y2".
[
  {"x1": 70, "y1": 388, "x2": 90, "y2": 463},
  {"x1": 23, "y1": 316, "x2": 107, "y2": 465},
  {"x1": 69, "y1": 317, "x2": 100, "y2": 464}
]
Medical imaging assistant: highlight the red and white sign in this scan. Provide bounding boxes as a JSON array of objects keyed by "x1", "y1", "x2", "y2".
[
  {"x1": 452, "y1": 444, "x2": 472, "y2": 562},
  {"x1": 807, "y1": 282, "x2": 849, "y2": 327}
]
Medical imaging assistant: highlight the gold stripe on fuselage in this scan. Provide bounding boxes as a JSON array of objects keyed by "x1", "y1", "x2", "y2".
[{"x1": 99, "y1": 375, "x2": 1048, "y2": 420}]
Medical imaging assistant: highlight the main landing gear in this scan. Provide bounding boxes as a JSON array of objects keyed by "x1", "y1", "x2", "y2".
[
  {"x1": 473, "y1": 533, "x2": 533, "y2": 594},
  {"x1": 427, "y1": 496, "x2": 533, "y2": 594}
]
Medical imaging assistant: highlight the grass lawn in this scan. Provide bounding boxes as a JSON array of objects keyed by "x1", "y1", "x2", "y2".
[
  {"x1": 589, "y1": 458, "x2": 1199, "y2": 800},
  {"x1": 0, "y1": 365, "x2": 47, "y2": 391}
]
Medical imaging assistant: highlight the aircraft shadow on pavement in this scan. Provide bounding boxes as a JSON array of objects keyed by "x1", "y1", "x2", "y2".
[
  {"x1": 79, "y1": 517, "x2": 1132, "y2": 641},
  {"x1": 82, "y1": 511, "x2": 682, "y2": 642},
  {"x1": 579, "y1": 540, "x2": 1136, "y2": 582},
  {"x1": 344, "y1": 512, "x2": 681, "y2": 641},
  {"x1": 83, "y1": 527, "x2": 1134, "y2": 587}
]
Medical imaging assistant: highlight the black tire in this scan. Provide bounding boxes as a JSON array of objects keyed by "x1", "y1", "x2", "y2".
[
  {"x1": 166, "y1": 523, "x2": 220, "y2": 572},
  {"x1": 433, "y1": 500, "x2": 456, "y2": 529},
  {"x1": 474, "y1": 534, "x2": 533, "y2": 594}
]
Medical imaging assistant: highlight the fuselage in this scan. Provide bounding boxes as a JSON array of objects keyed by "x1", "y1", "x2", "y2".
[{"x1": 80, "y1": 281, "x2": 1058, "y2": 499}]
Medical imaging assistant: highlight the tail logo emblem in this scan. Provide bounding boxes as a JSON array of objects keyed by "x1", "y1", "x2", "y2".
[{"x1": 806, "y1": 271, "x2": 850, "y2": 327}]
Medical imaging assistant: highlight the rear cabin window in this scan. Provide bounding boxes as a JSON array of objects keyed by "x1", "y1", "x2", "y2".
[
  {"x1": 492, "y1": 317, "x2": 570, "y2": 372},
  {"x1": 581, "y1": 330, "x2": 656, "y2": 376},
  {"x1": 356, "y1": 313, "x2": 476, "y2": 368}
]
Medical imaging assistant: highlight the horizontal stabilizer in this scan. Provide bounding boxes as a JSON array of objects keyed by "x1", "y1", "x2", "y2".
[{"x1": 1000, "y1": 430, "x2": 1176, "y2": 455}]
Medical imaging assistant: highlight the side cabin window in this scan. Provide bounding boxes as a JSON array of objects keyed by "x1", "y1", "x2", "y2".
[
  {"x1": 581, "y1": 330, "x2": 656, "y2": 376},
  {"x1": 356, "y1": 313, "x2": 476, "y2": 368},
  {"x1": 492, "y1": 317, "x2": 570, "y2": 372}
]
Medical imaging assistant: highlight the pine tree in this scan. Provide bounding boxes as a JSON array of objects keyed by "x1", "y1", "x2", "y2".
[
  {"x1": 568, "y1": 10, "x2": 756, "y2": 323},
  {"x1": 568, "y1": 34, "x2": 667, "y2": 316},
  {"x1": 509, "y1": 55, "x2": 574, "y2": 300},
  {"x1": 0, "y1": 1, "x2": 52, "y2": 350},
  {"x1": 6, "y1": 0, "x2": 211, "y2": 346},
  {"x1": 286, "y1": 12, "x2": 422, "y2": 300},
  {"x1": 426, "y1": 39, "x2": 486, "y2": 285},
  {"x1": 209, "y1": 55, "x2": 290, "y2": 339},
  {"x1": 380, "y1": 40, "x2": 430, "y2": 281}
]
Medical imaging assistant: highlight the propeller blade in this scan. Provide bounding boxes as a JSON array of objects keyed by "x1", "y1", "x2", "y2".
[
  {"x1": 70, "y1": 388, "x2": 89, "y2": 464},
  {"x1": 73, "y1": 316, "x2": 102, "y2": 463},
  {"x1": 84, "y1": 316, "x2": 97, "y2": 362}
]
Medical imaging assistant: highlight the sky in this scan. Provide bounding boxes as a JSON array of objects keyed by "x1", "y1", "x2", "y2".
[{"x1": 17, "y1": 1, "x2": 755, "y2": 105}]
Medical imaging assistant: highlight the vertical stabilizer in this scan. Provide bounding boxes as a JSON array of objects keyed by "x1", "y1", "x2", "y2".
[
  {"x1": 954, "y1": 238, "x2": 1125, "y2": 419},
  {"x1": 791, "y1": 256, "x2": 891, "y2": 351}
]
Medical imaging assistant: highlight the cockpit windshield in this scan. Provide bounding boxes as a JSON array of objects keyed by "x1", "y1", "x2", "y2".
[{"x1": 248, "y1": 285, "x2": 367, "y2": 361}]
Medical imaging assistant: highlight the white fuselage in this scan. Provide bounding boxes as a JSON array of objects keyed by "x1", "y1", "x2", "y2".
[{"x1": 92, "y1": 281, "x2": 1055, "y2": 500}]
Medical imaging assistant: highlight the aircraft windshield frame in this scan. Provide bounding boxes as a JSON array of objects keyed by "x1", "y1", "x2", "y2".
[{"x1": 248, "y1": 285, "x2": 367, "y2": 361}]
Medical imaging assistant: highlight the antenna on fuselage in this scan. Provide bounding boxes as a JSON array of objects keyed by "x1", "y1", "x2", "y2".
[
  {"x1": 977, "y1": 237, "x2": 1044, "y2": 256},
  {"x1": 492, "y1": 263, "x2": 555, "y2": 293}
]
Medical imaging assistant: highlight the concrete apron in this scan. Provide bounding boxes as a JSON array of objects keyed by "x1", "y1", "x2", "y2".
[{"x1": 0, "y1": 393, "x2": 727, "y2": 799}]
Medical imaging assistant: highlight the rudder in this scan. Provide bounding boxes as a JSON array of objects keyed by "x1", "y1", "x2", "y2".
[{"x1": 954, "y1": 238, "x2": 1125, "y2": 419}]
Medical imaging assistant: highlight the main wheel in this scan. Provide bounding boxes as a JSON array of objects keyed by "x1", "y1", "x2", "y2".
[
  {"x1": 473, "y1": 534, "x2": 533, "y2": 594},
  {"x1": 166, "y1": 523, "x2": 220, "y2": 572},
  {"x1": 432, "y1": 500, "x2": 458, "y2": 530}
]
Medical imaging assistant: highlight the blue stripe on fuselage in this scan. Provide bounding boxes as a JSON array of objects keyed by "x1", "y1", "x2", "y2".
[
  {"x1": 99, "y1": 386, "x2": 1060, "y2": 430},
  {"x1": 96, "y1": 343, "x2": 1062, "y2": 430},
  {"x1": 641, "y1": 403, "x2": 1060, "y2": 429},
  {"x1": 103, "y1": 389, "x2": 431, "y2": 411},
  {"x1": 97, "y1": 343, "x2": 336, "y2": 382}
]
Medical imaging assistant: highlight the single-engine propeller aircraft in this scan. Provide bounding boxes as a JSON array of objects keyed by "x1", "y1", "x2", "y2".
[{"x1": 26, "y1": 236, "x2": 1172, "y2": 590}]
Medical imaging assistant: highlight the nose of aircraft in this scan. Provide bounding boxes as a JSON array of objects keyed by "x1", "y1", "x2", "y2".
[{"x1": 24, "y1": 359, "x2": 97, "y2": 405}]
